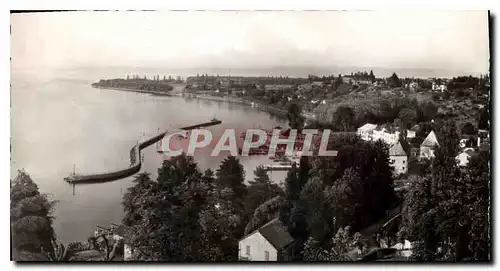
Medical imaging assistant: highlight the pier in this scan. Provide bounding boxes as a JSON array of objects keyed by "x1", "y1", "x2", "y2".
[
  {"x1": 261, "y1": 164, "x2": 295, "y2": 171},
  {"x1": 64, "y1": 119, "x2": 222, "y2": 185}
]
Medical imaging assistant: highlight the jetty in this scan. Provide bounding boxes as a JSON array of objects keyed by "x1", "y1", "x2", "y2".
[
  {"x1": 261, "y1": 164, "x2": 295, "y2": 171},
  {"x1": 64, "y1": 119, "x2": 222, "y2": 184}
]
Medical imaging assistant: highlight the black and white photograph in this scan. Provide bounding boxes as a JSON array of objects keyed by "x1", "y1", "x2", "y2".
[{"x1": 8, "y1": 9, "x2": 491, "y2": 262}]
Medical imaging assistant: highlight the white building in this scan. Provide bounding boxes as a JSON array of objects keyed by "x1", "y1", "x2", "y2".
[
  {"x1": 372, "y1": 127, "x2": 401, "y2": 146},
  {"x1": 357, "y1": 123, "x2": 378, "y2": 141},
  {"x1": 392, "y1": 240, "x2": 413, "y2": 258},
  {"x1": 419, "y1": 131, "x2": 440, "y2": 160},
  {"x1": 456, "y1": 149, "x2": 475, "y2": 167},
  {"x1": 389, "y1": 142, "x2": 408, "y2": 175},
  {"x1": 238, "y1": 218, "x2": 294, "y2": 261},
  {"x1": 432, "y1": 83, "x2": 447, "y2": 92},
  {"x1": 406, "y1": 129, "x2": 416, "y2": 139},
  {"x1": 357, "y1": 123, "x2": 415, "y2": 146}
]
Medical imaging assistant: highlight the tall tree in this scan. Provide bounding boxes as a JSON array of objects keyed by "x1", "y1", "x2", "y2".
[
  {"x1": 333, "y1": 74, "x2": 343, "y2": 90},
  {"x1": 398, "y1": 108, "x2": 418, "y2": 129},
  {"x1": 245, "y1": 166, "x2": 282, "y2": 220},
  {"x1": 478, "y1": 107, "x2": 490, "y2": 130},
  {"x1": 388, "y1": 73, "x2": 402, "y2": 88},
  {"x1": 279, "y1": 163, "x2": 309, "y2": 259},
  {"x1": 332, "y1": 106, "x2": 355, "y2": 131},
  {"x1": 369, "y1": 70, "x2": 376, "y2": 82},
  {"x1": 245, "y1": 196, "x2": 286, "y2": 235},
  {"x1": 461, "y1": 122, "x2": 476, "y2": 135},
  {"x1": 11, "y1": 170, "x2": 56, "y2": 261},
  {"x1": 324, "y1": 168, "x2": 363, "y2": 233},
  {"x1": 123, "y1": 154, "x2": 208, "y2": 261},
  {"x1": 287, "y1": 103, "x2": 305, "y2": 130},
  {"x1": 216, "y1": 156, "x2": 247, "y2": 209}
]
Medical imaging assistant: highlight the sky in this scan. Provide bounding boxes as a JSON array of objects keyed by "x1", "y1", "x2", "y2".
[{"x1": 10, "y1": 10, "x2": 490, "y2": 75}]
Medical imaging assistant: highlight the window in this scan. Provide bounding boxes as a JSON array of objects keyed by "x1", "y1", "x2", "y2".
[
  {"x1": 403, "y1": 160, "x2": 406, "y2": 164},
  {"x1": 246, "y1": 245, "x2": 250, "y2": 256},
  {"x1": 264, "y1": 250, "x2": 270, "y2": 261}
]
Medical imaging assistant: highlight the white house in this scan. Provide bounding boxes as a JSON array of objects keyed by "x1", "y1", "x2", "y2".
[
  {"x1": 358, "y1": 124, "x2": 416, "y2": 146},
  {"x1": 419, "y1": 131, "x2": 439, "y2": 160},
  {"x1": 456, "y1": 149, "x2": 476, "y2": 167},
  {"x1": 372, "y1": 127, "x2": 400, "y2": 146},
  {"x1": 432, "y1": 83, "x2": 447, "y2": 92},
  {"x1": 238, "y1": 218, "x2": 294, "y2": 261},
  {"x1": 406, "y1": 129, "x2": 416, "y2": 139},
  {"x1": 456, "y1": 151, "x2": 471, "y2": 167},
  {"x1": 389, "y1": 142, "x2": 408, "y2": 175},
  {"x1": 392, "y1": 240, "x2": 413, "y2": 258},
  {"x1": 357, "y1": 123, "x2": 378, "y2": 141}
]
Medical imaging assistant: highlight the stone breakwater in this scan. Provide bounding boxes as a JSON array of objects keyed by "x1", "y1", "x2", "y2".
[{"x1": 64, "y1": 120, "x2": 222, "y2": 184}]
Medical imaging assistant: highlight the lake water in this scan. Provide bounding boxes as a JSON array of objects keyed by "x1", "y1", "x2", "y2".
[{"x1": 10, "y1": 67, "x2": 287, "y2": 244}]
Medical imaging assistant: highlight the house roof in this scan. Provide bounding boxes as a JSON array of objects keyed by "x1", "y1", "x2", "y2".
[
  {"x1": 358, "y1": 123, "x2": 378, "y2": 132},
  {"x1": 389, "y1": 142, "x2": 407, "y2": 156},
  {"x1": 421, "y1": 131, "x2": 439, "y2": 148},
  {"x1": 241, "y1": 218, "x2": 294, "y2": 251},
  {"x1": 258, "y1": 218, "x2": 294, "y2": 251}
]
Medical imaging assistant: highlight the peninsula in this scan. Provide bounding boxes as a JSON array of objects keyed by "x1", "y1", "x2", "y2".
[{"x1": 92, "y1": 74, "x2": 177, "y2": 94}]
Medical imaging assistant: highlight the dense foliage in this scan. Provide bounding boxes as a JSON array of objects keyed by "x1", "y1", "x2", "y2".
[
  {"x1": 11, "y1": 170, "x2": 56, "y2": 261},
  {"x1": 398, "y1": 122, "x2": 490, "y2": 261}
]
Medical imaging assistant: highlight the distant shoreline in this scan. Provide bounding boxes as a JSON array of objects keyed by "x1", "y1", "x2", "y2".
[{"x1": 91, "y1": 85, "x2": 178, "y2": 97}]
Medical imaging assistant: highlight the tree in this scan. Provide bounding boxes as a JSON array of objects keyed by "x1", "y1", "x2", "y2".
[
  {"x1": 318, "y1": 135, "x2": 397, "y2": 230},
  {"x1": 398, "y1": 175, "x2": 438, "y2": 261},
  {"x1": 122, "y1": 154, "x2": 209, "y2": 261},
  {"x1": 87, "y1": 235, "x2": 123, "y2": 261},
  {"x1": 286, "y1": 103, "x2": 305, "y2": 130},
  {"x1": 280, "y1": 164, "x2": 300, "y2": 224},
  {"x1": 11, "y1": 169, "x2": 56, "y2": 261},
  {"x1": 216, "y1": 156, "x2": 247, "y2": 209},
  {"x1": 418, "y1": 101, "x2": 439, "y2": 122},
  {"x1": 437, "y1": 120, "x2": 460, "y2": 158},
  {"x1": 324, "y1": 168, "x2": 363, "y2": 233},
  {"x1": 388, "y1": 73, "x2": 402, "y2": 88},
  {"x1": 369, "y1": 70, "x2": 376, "y2": 83},
  {"x1": 399, "y1": 147, "x2": 490, "y2": 261},
  {"x1": 478, "y1": 108, "x2": 490, "y2": 130},
  {"x1": 332, "y1": 106, "x2": 355, "y2": 131},
  {"x1": 245, "y1": 196, "x2": 286, "y2": 235},
  {"x1": 279, "y1": 163, "x2": 310, "y2": 259},
  {"x1": 461, "y1": 122, "x2": 476, "y2": 135},
  {"x1": 300, "y1": 177, "x2": 331, "y2": 241},
  {"x1": 301, "y1": 227, "x2": 363, "y2": 261},
  {"x1": 398, "y1": 108, "x2": 417, "y2": 129},
  {"x1": 199, "y1": 184, "x2": 241, "y2": 261},
  {"x1": 245, "y1": 166, "x2": 282, "y2": 219},
  {"x1": 333, "y1": 75, "x2": 343, "y2": 90},
  {"x1": 122, "y1": 173, "x2": 157, "y2": 226}
]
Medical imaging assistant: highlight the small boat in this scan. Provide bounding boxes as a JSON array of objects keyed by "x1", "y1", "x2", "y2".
[{"x1": 211, "y1": 117, "x2": 220, "y2": 122}]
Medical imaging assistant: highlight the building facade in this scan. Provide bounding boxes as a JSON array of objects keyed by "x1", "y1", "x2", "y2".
[
  {"x1": 357, "y1": 123, "x2": 378, "y2": 141},
  {"x1": 389, "y1": 142, "x2": 408, "y2": 175},
  {"x1": 419, "y1": 131, "x2": 440, "y2": 160},
  {"x1": 238, "y1": 218, "x2": 294, "y2": 261}
]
